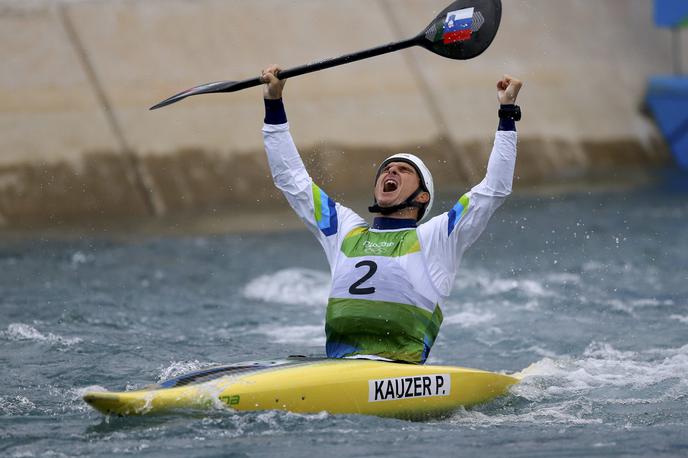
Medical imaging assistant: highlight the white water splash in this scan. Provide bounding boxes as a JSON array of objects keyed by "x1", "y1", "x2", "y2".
[
  {"x1": 448, "y1": 398, "x2": 603, "y2": 426},
  {"x1": 0, "y1": 395, "x2": 36, "y2": 416},
  {"x1": 156, "y1": 360, "x2": 215, "y2": 383},
  {"x1": 76, "y1": 385, "x2": 107, "y2": 396},
  {"x1": 251, "y1": 324, "x2": 325, "y2": 346},
  {"x1": 514, "y1": 342, "x2": 688, "y2": 401},
  {"x1": 517, "y1": 345, "x2": 563, "y2": 359},
  {"x1": 243, "y1": 268, "x2": 330, "y2": 307},
  {"x1": 454, "y1": 268, "x2": 554, "y2": 298},
  {"x1": 445, "y1": 343, "x2": 688, "y2": 428},
  {"x1": 543, "y1": 272, "x2": 581, "y2": 285},
  {"x1": 670, "y1": 314, "x2": 688, "y2": 324},
  {"x1": 443, "y1": 308, "x2": 496, "y2": 327},
  {"x1": 605, "y1": 298, "x2": 676, "y2": 317},
  {"x1": 59, "y1": 386, "x2": 108, "y2": 414},
  {"x1": 70, "y1": 250, "x2": 92, "y2": 268},
  {"x1": 191, "y1": 409, "x2": 333, "y2": 439},
  {"x1": 3, "y1": 323, "x2": 82, "y2": 346}
]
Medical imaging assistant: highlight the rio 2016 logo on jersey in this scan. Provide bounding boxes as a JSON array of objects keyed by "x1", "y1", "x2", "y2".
[
  {"x1": 368, "y1": 374, "x2": 451, "y2": 402},
  {"x1": 362, "y1": 240, "x2": 395, "y2": 255}
]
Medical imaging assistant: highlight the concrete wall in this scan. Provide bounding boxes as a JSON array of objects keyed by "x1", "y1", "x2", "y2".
[{"x1": 0, "y1": 0, "x2": 678, "y2": 228}]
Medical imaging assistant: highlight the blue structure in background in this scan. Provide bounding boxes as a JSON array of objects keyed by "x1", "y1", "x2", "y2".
[
  {"x1": 654, "y1": 0, "x2": 688, "y2": 27},
  {"x1": 646, "y1": 0, "x2": 688, "y2": 170},
  {"x1": 647, "y1": 77, "x2": 688, "y2": 169}
]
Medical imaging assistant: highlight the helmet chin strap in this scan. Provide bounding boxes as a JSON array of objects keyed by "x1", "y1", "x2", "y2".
[{"x1": 368, "y1": 187, "x2": 426, "y2": 218}]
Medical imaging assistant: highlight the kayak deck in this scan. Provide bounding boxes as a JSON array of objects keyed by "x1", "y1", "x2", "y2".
[{"x1": 83, "y1": 357, "x2": 518, "y2": 420}]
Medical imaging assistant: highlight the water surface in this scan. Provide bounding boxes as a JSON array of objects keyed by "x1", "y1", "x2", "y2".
[{"x1": 1, "y1": 186, "x2": 687, "y2": 457}]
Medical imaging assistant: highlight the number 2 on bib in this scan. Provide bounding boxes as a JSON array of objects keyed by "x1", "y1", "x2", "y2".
[{"x1": 349, "y1": 260, "x2": 377, "y2": 295}]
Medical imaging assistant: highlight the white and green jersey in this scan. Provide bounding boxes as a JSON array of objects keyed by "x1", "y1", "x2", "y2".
[{"x1": 263, "y1": 113, "x2": 517, "y2": 364}]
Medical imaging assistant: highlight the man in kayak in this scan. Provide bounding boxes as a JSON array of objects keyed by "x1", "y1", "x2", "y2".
[{"x1": 261, "y1": 65, "x2": 522, "y2": 364}]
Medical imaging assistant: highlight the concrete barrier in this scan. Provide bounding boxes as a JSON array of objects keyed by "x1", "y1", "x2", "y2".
[{"x1": 0, "y1": 0, "x2": 677, "y2": 228}]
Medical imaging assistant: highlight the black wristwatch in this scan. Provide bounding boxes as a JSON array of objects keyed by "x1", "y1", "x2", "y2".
[{"x1": 498, "y1": 104, "x2": 521, "y2": 121}]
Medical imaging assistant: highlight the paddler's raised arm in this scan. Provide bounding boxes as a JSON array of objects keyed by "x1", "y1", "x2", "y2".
[
  {"x1": 418, "y1": 75, "x2": 522, "y2": 296},
  {"x1": 260, "y1": 65, "x2": 310, "y2": 200},
  {"x1": 260, "y1": 65, "x2": 366, "y2": 264},
  {"x1": 447, "y1": 76, "x2": 522, "y2": 249},
  {"x1": 471, "y1": 75, "x2": 523, "y2": 200}
]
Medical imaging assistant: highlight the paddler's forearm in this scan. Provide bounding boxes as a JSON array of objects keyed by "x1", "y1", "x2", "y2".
[
  {"x1": 262, "y1": 98, "x2": 312, "y2": 196},
  {"x1": 471, "y1": 107, "x2": 518, "y2": 198},
  {"x1": 472, "y1": 75, "x2": 523, "y2": 198},
  {"x1": 483, "y1": 114, "x2": 518, "y2": 196}
]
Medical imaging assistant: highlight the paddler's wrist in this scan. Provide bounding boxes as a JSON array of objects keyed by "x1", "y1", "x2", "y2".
[
  {"x1": 264, "y1": 98, "x2": 287, "y2": 125},
  {"x1": 498, "y1": 104, "x2": 520, "y2": 132}
]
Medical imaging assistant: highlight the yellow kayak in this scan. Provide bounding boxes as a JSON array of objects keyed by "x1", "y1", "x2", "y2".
[{"x1": 83, "y1": 356, "x2": 518, "y2": 420}]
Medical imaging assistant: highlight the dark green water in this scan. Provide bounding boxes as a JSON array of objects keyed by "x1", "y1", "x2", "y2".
[{"x1": 1, "y1": 185, "x2": 687, "y2": 457}]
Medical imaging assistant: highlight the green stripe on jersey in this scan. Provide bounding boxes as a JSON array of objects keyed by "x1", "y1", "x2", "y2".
[
  {"x1": 326, "y1": 297, "x2": 443, "y2": 364},
  {"x1": 340, "y1": 227, "x2": 420, "y2": 258},
  {"x1": 459, "y1": 193, "x2": 469, "y2": 209},
  {"x1": 312, "y1": 183, "x2": 323, "y2": 222}
]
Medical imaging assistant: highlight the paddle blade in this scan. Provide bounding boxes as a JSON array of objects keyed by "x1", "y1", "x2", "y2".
[
  {"x1": 150, "y1": 80, "x2": 240, "y2": 110},
  {"x1": 419, "y1": 0, "x2": 501, "y2": 60}
]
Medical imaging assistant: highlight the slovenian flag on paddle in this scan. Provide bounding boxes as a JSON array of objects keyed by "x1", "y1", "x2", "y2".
[{"x1": 442, "y1": 7, "x2": 474, "y2": 44}]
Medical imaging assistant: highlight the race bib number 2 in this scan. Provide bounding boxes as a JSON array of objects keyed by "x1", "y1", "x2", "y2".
[{"x1": 368, "y1": 374, "x2": 451, "y2": 402}]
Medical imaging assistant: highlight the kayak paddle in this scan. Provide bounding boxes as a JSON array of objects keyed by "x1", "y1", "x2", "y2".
[{"x1": 150, "y1": 0, "x2": 501, "y2": 110}]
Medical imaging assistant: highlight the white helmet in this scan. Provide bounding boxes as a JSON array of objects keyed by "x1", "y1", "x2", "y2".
[{"x1": 370, "y1": 153, "x2": 434, "y2": 222}]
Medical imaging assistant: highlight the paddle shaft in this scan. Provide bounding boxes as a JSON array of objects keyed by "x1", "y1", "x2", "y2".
[{"x1": 223, "y1": 36, "x2": 420, "y2": 93}]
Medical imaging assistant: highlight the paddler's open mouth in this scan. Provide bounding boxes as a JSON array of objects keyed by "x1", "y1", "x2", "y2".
[{"x1": 383, "y1": 179, "x2": 398, "y2": 193}]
